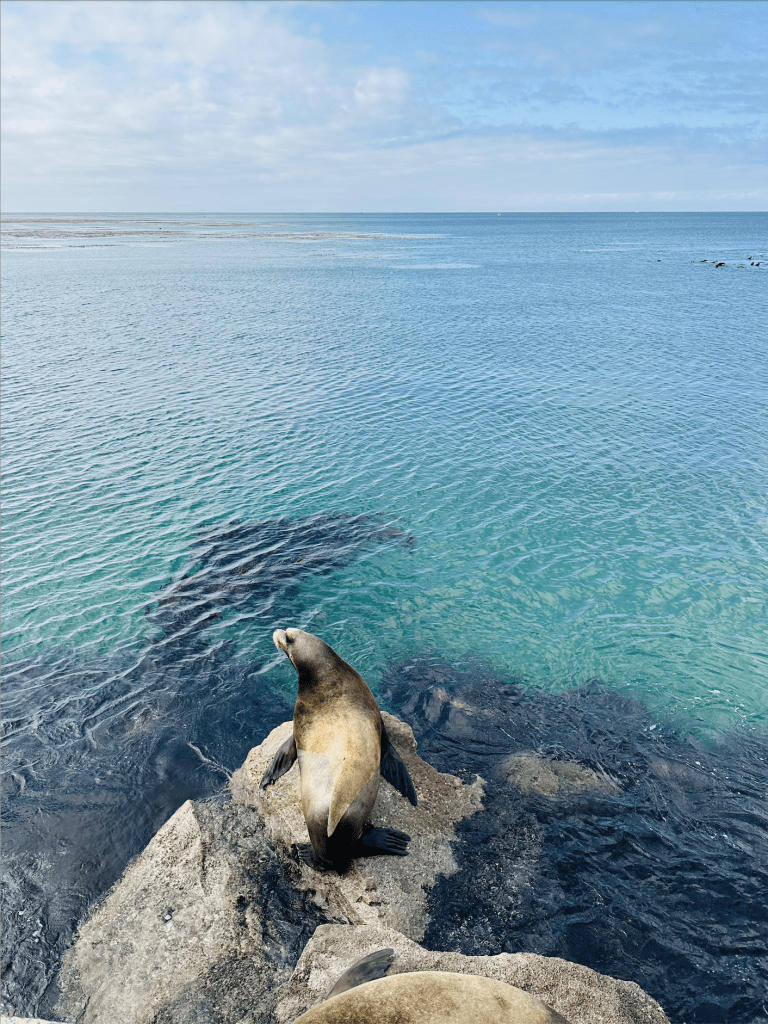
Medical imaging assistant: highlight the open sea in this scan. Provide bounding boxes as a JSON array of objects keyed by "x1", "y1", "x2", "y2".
[{"x1": 2, "y1": 212, "x2": 767, "y2": 1022}]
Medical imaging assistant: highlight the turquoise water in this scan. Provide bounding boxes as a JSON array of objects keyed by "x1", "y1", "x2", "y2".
[
  {"x1": 2, "y1": 212, "x2": 768, "y2": 1019},
  {"x1": 3, "y1": 213, "x2": 767, "y2": 733}
]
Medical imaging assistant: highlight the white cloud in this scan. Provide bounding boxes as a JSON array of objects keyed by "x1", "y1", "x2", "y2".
[
  {"x1": 1, "y1": 0, "x2": 765, "y2": 210},
  {"x1": 2, "y1": 2, "x2": 410, "y2": 155},
  {"x1": 353, "y1": 67, "x2": 409, "y2": 116}
]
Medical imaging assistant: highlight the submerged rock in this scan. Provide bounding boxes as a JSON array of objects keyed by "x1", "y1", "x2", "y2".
[
  {"x1": 382, "y1": 658, "x2": 768, "y2": 1022},
  {"x1": 505, "y1": 753, "x2": 622, "y2": 798},
  {"x1": 146, "y1": 513, "x2": 415, "y2": 648}
]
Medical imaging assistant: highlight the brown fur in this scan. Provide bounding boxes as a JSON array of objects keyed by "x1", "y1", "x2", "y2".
[
  {"x1": 274, "y1": 628, "x2": 385, "y2": 864},
  {"x1": 294, "y1": 970, "x2": 571, "y2": 1023}
]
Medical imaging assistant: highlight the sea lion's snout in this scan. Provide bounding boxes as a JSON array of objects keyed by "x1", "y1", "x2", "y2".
[
  {"x1": 274, "y1": 627, "x2": 303, "y2": 656},
  {"x1": 273, "y1": 628, "x2": 289, "y2": 652}
]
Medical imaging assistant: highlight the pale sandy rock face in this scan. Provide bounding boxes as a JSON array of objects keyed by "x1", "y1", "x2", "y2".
[
  {"x1": 230, "y1": 712, "x2": 485, "y2": 940},
  {"x1": 274, "y1": 924, "x2": 672, "y2": 1024},
  {"x1": 51, "y1": 715, "x2": 670, "y2": 1024},
  {"x1": 53, "y1": 798, "x2": 324, "y2": 1024},
  {"x1": 53, "y1": 714, "x2": 484, "y2": 1024}
]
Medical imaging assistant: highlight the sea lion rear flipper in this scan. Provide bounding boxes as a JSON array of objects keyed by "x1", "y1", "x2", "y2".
[
  {"x1": 359, "y1": 826, "x2": 410, "y2": 856},
  {"x1": 380, "y1": 727, "x2": 418, "y2": 805},
  {"x1": 324, "y1": 948, "x2": 396, "y2": 1000},
  {"x1": 259, "y1": 732, "x2": 297, "y2": 788}
]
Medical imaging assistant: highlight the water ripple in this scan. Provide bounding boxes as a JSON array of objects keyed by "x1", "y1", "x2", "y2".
[{"x1": 2, "y1": 212, "x2": 767, "y2": 1016}]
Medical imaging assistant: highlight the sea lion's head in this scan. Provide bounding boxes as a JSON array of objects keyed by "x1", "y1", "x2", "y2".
[{"x1": 273, "y1": 627, "x2": 344, "y2": 681}]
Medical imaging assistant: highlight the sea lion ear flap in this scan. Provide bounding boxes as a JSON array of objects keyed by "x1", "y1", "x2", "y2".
[
  {"x1": 324, "y1": 948, "x2": 395, "y2": 1000},
  {"x1": 380, "y1": 727, "x2": 418, "y2": 806}
]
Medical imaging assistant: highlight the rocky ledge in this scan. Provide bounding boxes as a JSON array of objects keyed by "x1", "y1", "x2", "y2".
[{"x1": 46, "y1": 714, "x2": 671, "y2": 1024}]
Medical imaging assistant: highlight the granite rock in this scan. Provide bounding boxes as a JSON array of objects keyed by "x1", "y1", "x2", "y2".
[
  {"x1": 54, "y1": 714, "x2": 483, "y2": 1023},
  {"x1": 53, "y1": 714, "x2": 670, "y2": 1023},
  {"x1": 54, "y1": 798, "x2": 325, "y2": 1024}
]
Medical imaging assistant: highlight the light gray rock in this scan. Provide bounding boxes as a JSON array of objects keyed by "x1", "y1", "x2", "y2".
[
  {"x1": 54, "y1": 715, "x2": 484, "y2": 1023},
  {"x1": 54, "y1": 797, "x2": 325, "y2": 1024},
  {"x1": 53, "y1": 715, "x2": 670, "y2": 1024},
  {"x1": 231, "y1": 712, "x2": 485, "y2": 940},
  {"x1": 274, "y1": 924, "x2": 672, "y2": 1024}
]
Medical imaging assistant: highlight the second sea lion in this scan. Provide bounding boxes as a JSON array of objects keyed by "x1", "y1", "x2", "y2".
[{"x1": 293, "y1": 949, "x2": 572, "y2": 1023}]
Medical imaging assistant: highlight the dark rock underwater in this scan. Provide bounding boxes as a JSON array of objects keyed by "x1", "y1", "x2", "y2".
[
  {"x1": 380, "y1": 661, "x2": 768, "y2": 1024},
  {"x1": 2, "y1": 513, "x2": 767, "y2": 1023}
]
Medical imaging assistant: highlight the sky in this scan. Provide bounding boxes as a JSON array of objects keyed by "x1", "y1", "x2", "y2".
[{"x1": 1, "y1": 0, "x2": 766, "y2": 212}]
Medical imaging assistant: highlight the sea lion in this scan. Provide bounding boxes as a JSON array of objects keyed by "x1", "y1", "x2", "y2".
[
  {"x1": 293, "y1": 949, "x2": 572, "y2": 1023},
  {"x1": 260, "y1": 628, "x2": 417, "y2": 868}
]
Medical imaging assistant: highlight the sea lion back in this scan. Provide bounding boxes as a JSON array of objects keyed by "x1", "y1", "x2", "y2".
[
  {"x1": 297, "y1": 706, "x2": 381, "y2": 837},
  {"x1": 294, "y1": 970, "x2": 572, "y2": 1023}
]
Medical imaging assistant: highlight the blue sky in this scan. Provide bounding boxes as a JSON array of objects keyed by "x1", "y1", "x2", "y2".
[{"x1": 2, "y1": 0, "x2": 766, "y2": 211}]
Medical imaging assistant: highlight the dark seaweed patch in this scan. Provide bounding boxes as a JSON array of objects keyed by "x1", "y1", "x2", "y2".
[
  {"x1": 382, "y1": 658, "x2": 768, "y2": 1024},
  {"x1": 146, "y1": 512, "x2": 413, "y2": 649}
]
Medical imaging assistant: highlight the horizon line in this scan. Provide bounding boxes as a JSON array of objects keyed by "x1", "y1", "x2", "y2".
[{"x1": 3, "y1": 210, "x2": 766, "y2": 217}]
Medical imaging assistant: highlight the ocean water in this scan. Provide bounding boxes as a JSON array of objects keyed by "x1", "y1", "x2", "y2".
[{"x1": 2, "y1": 212, "x2": 767, "y2": 1021}]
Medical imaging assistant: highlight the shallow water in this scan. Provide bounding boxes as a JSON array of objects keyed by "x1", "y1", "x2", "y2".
[{"x1": 2, "y1": 212, "x2": 767, "y2": 1019}]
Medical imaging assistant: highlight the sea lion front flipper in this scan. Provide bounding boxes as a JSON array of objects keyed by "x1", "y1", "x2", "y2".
[
  {"x1": 380, "y1": 726, "x2": 418, "y2": 805},
  {"x1": 359, "y1": 826, "x2": 410, "y2": 856},
  {"x1": 260, "y1": 732, "x2": 297, "y2": 788},
  {"x1": 324, "y1": 948, "x2": 395, "y2": 1000}
]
